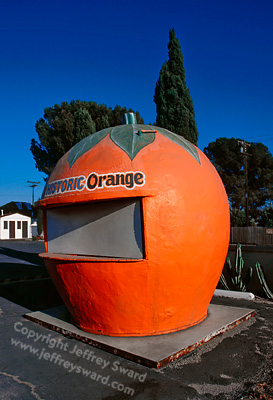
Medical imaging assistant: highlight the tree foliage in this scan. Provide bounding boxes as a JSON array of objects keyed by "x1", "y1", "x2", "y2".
[
  {"x1": 230, "y1": 207, "x2": 246, "y2": 227},
  {"x1": 154, "y1": 28, "x2": 198, "y2": 145},
  {"x1": 258, "y1": 206, "x2": 273, "y2": 227},
  {"x1": 204, "y1": 138, "x2": 273, "y2": 224},
  {"x1": 30, "y1": 100, "x2": 143, "y2": 176}
]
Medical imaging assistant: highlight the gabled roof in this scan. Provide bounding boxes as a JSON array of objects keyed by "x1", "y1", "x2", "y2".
[
  {"x1": 14, "y1": 202, "x2": 32, "y2": 211},
  {"x1": 0, "y1": 202, "x2": 35, "y2": 217},
  {"x1": 0, "y1": 212, "x2": 31, "y2": 219}
]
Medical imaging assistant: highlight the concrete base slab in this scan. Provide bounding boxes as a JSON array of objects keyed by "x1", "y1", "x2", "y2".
[{"x1": 24, "y1": 304, "x2": 255, "y2": 368}]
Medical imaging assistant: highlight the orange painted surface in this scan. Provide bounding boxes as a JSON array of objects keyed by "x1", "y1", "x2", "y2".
[{"x1": 37, "y1": 129, "x2": 230, "y2": 336}]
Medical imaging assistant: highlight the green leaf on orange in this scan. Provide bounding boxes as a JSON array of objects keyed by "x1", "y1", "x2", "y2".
[
  {"x1": 110, "y1": 125, "x2": 156, "y2": 161},
  {"x1": 68, "y1": 128, "x2": 110, "y2": 168},
  {"x1": 156, "y1": 126, "x2": 200, "y2": 164}
]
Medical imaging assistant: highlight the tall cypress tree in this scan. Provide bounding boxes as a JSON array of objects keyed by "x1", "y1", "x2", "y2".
[{"x1": 154, "y1": 28, "x2": 198, "y2": 145}]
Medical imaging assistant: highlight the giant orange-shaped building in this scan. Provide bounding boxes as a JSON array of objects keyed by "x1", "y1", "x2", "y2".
[{"x1": 37, "y1": 115, "x2": 230, "y2": 337}]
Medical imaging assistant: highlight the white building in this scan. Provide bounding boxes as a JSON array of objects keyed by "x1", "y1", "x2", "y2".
[{"x1": 0, "y1": 212, "x2": 32, "y2": 240}]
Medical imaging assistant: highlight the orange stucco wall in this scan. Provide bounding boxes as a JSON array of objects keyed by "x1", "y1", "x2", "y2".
[{"x1": 38, "y1": 130, "x2": 230, "y2": 336}]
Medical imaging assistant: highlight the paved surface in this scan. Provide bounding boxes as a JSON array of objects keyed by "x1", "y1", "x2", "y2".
[
  {"x1": 0, "y1": 240, "x2": 273, "y2": 399},
  {"x1": 0, "y1": 240, "x2": 62, "y2": 310}
]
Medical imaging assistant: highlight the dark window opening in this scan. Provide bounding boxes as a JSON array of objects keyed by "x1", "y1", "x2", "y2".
[
  {"x1": 46, "y1": 198, "x2": 145, "y2": 259},
  {"x1": 9, "y1": 221, "x2": 15, "y2": 238},
  {"x1": 22, "y1": 221, "x2": 28, "y2": 238}
]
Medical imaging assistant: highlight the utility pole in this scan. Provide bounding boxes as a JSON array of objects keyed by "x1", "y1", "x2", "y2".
[
  {"x1": 238, "y1": 140, "x2": 251, "y2": 226},
  {"x1": 27, "y1": 181, "x2": 40, "y2": 206}
]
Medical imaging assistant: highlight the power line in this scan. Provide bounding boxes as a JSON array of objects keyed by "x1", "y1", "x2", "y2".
[
  {"x1": 242, "y1": 133, "x2": 272, "y2": 140},
  {"x1": 221, "y1": 155, "x2": 242, "y2": 166},
  {"x1": 240, "y1": 134, "x2": 273, "y2": 145}
]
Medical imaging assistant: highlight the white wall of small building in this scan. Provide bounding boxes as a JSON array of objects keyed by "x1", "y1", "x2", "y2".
[
  {"x1": 31, "y1": 221, "x2": 38, "y2": 237},
  {"x1": 0, "y1": 213, "x2": 32, "y2": 240}
]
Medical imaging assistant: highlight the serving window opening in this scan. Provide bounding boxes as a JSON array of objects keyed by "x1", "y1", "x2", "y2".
[{"x1": 46, "y1": 198, "x2": 144, "y2": 259}]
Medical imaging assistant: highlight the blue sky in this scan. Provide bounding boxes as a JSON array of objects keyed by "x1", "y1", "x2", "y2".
[{"x1": 1, "y1": 0, "x2": 273, "y2": 205}]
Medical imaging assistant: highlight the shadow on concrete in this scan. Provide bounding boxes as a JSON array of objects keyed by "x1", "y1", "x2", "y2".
[
  {"x1": 0, "y1": 279, "x2": 63, "y2": 311},
  {"x1": 0, "y1": 242, "x2": 63, "y2": 311},
  {"x1": 0, "y1": 262, "x2": 48, "y2": 282},
  {"x1": 0, "y1": 246, "x2": 44, "y2": 266}
]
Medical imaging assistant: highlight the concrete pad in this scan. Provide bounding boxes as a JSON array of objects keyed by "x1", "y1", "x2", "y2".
[{"x1": 24, "y1": 304, "x2": 255, "y2": 369}]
